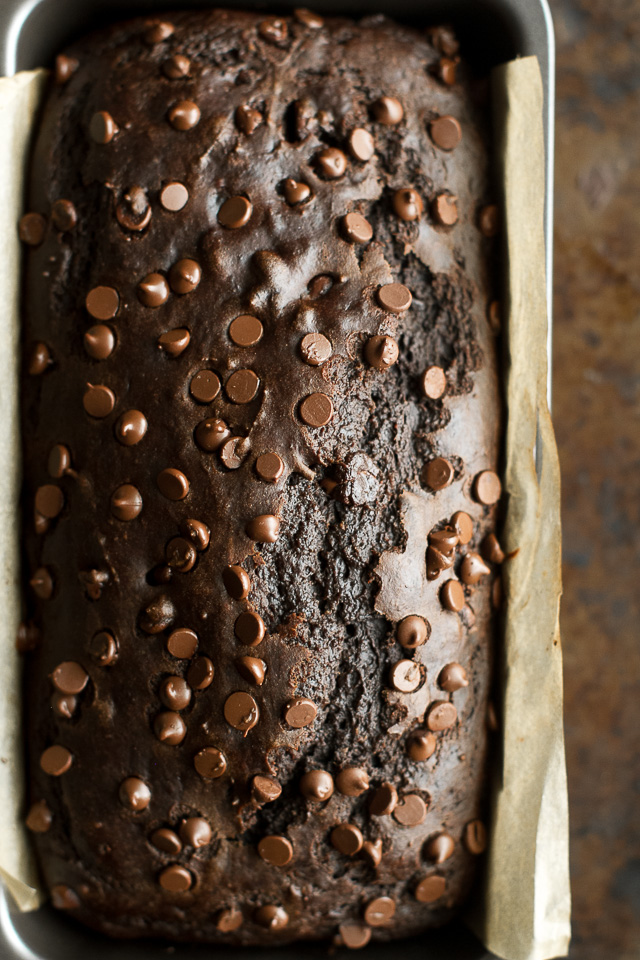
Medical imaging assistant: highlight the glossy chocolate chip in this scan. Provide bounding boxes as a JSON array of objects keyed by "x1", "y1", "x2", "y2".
[
  {"x1": 407, "y1": 729, "x2": 437, "y2": 761},
  {"x1": 339, "y1": 923, "x2": 371, "y2": 949},
  {"x1": 51, "y1": 692, "x2": 77, "y2": 718},
  {"x1": 283, "y1": 179, "x2": 311, "y2": 205},
  {"x1": 341, "y1": 212, "x2": 373, "y2": 243},
  {"x1": 299, "y1": 392, "x2": 333, "y2": 427},
  {"x1": 50, "y1": 886, "x2": 80, "y2": 910},
  {"x1": 179, "y1": 518, "x2": 210, "y2": 552},
  {"x1": 415, "y1": 874, "x2": 446, "y2": 903},
  {"x1": 300, "y1": 769, "x2": 334, "y2": 801},
  {"x1": 440, "y1": 579, "x2": 465, "y2": 612},
  {"x1": 40, "y1": 746, "x2": 72, "y2": 776},
  {"x1": 190, "y1": 370, "x2": 220, "y2": 403},
  {"x1": 397, "y1": 615, "x2": 430, "y2": 649},
  {"x1": 150, "y1": 828, "x2": 182, "y2": 855},
  {"x1": 35, "y1": 484, "x2": 64, "y2": 519},
  {"x1": 254, "y1": 452, "x2": 284, "y2": 483},
  {"x1": 236, "y1": 105, "x2": 263, "y2": 134},
  {"x1": 224, "y1": 691, "x2": 259, "y2": 733},
  {"x1": 158, "y1": 328, "x2": 190, "y2": 356},
  {"x1": 226, "y1": 369, "x2": 260, "y2": 404},
  {"x1": 336, "y1": 766, "x2": 369, "y2": 797},
  {"x1": 424, "y1": 832, "x2": 455, "y2": 863},
  {"x1": 51, "y1": 199, "x2": 77, "y2": 232},
  {"x1": 88, "y1": 630, "x2": 118, "y2": 666},
  {"x1": 235, "y1": 655, "x2": 267, "y2": 686},
  {"x1": 158, "y1": 865, "x2": 192, "y2": 892},
  {"x1": 193, "y1": 747, "x2": 227, "y2": 779},
  {"x1": 234, "y1": 611, "x2": 265, "y2": 646},
  {"x1": 452, "y1": 510, "x2": 474, "y2": 544},
  {"x1": 258, "y1": 835, "x2": 293, "y2": 866},
  {"x1": 474, "y1": 470, "x2": 502, "y2": 505},
  {"x1": 157, "y1": 468, "x2": 189, "y2": 500},
  {"x1": 393, "y1": 188, "x2": 423, "y2": 221},
  {"x1": 246, "y1": 515, "x2": 280, "y2": 543},
  {"x1": 252, "y1": 775, "x2": 282, "y2": 804},
  {"x1": 27, "y1": 342, "x2": 51, "y2": 375},
  {"x1": 84, "y1": 324, "x2": 115, "y2": 360},
  {"x1": 331, "y1": 823, "x2": 363, "y2": 856},
  {"x1": 115, "y1": 410, "x2": 147, "y2": 446},
  {"x1": 254, "y1": 904, "x2": 288, "y2": 930},
  {"x1": 168, "y1": 100, "x2": 200, "y2": 131},
  {"x1": 361, "y1": 838, "x2": 383, "y2": 868},
  {"x1": 372, "y1": 96, "x2": 403, "y2": 124},
  {"x1": 26, "y1": 800, "x2": 52, "y2": 833},
  {"x1": 187, "y1": 656, "x2": 214, "y2": 691},
  {"x1": 170, "y1": 258, "x2": 201, "y2": 295},
  {"x1": 222, "y1": 565, "x2": 251, "y2": 600},
  {"x1": 166, "y1": 627, "x2": 198, "y2": 659},
  {"x1": 348, "y1": 127, "x2": 375, "y2": 161},
  {"x1": 154, "y1": 711, "x2": 187, "y2": 745},
  {"x1": 138, "y1": 273, "x2": 169, "y2": 307},
  {"x1": 460, "y1": 552, "x2": 491, "y2": 585},
  {"x1": 464, "y1": 819, "x2": 487, "y2": 854},
  {"x1": 479, "y1": 204, "x2": 500, "y2": 237},
  {"x1": 19, "y1": 212, "x2": 46, "y2": 245},
  {"x1": 438, "y1": 662, "x2": 469, "y2": 692},
  {"x1": 83, "y1": 383, "x2": 115, "y2": 418},
  {"x1": 54, "y1": 54, "x2": 78, "y2": 84},
  {"x1": 194, "y1": 418, "x2": 230, "y2": 452},
  {"x1": 89, "y1": 111, "x2": 118, "y2": 144},
  {"x1": 283, "y1": 697, "x2": 317, "y2": 728},
  {"x1": 139, "y1": 596, "x2": 176, "y2": 635},
  {"x1": 216, "y1": 907, "x2": 243, "y2": 932},
  {"x1": 30, "y1": 567, "x2": 54, "y2": 599},
  {"x1": 179, "y1": 817, "x2": 212, "y2": 848},
  {"x1": 394, "y1": 793, "x2": 428, "y2": 827},
  {"x1": 294, "y1": 8, "x2": 324, "y2": 27},
  {"x1": 143, "y1": 20, "x2": 174, "y2": 43},
  {"x1": 163, "y1": 55, "x2": 191, "y2": 79},
  {"x1": 160, "y1": 676, "x2": 192, "y2": 711},
  {"x1": 218, "y1": 196, "x2": 253, "y2": 229},
  {"x1": 51, "y1": 661, "x2": 88, "y2": 695},
  {"x1": 364, "y1": 896, "x2": 396, "y2": 926},
  {"x1": 116, "y1": 186, "x2": 151, "y2": 231},
  {"x1": 316, "y1": 147, "x2": 347, "y2": 179},
  {"x1": 110, "y1": 484, "x2": 142, "y2": 521},
  {"x1": 258, "y1": 19, "x2": 288, "y2": 44},
  {"x1": 369, "y1": 782, "x2": 398, "y2": 816}
]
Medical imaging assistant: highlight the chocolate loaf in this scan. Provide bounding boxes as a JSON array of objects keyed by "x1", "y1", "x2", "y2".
[{"x1": 20, "y1": 8, "x2": 502, "y2": 947}]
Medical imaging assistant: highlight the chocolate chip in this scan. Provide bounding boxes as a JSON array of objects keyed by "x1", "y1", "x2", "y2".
[
  {"x1": 316, "y1": 147, "x2": 347, "y2": 179},
  {"x1": 364, "y1": 896, "x2": 396, "y2": 926},
  {"x1": 226, "y1": 369, "x2": 260, "y2": 404},
  {"x1": 432, "y1": 193, "x2": 459, "y2": 226},
  {"x1": 255, "y1": 452, "x2": 284, "y2": 483},
  {"x1": 179, "y1": 817, "x2": 211, "y2": 848},
  {"x1": 300, "y1": 332, "x2": 332, "y2": 366},
  {"x1": 464, "y1": 819, "x2": 487, "y2": 854},
  {"x1": 218, "y1": 196, "x2": 253, "y2": 229},
  {"x1": 252, "y1": 775, "x2": 282, "y2": 804},
  {"x1": 438, "y1": 663, "x2": 468, "y2": 692},
  {"x1": 234, "y1": 611, "x2": 265, "y2": 646},
  {"x1": 440, "y1": 577, "x2": 465, "y2": 611},
  {"x1": 16, "y1": 621, "x2": 41, "y2": 653},
  {"x1": 235, "y1": 105, "x2": 263, "y2": 134},
  {"x1": 258, "y1": 835, "x2": 293, "y2": 866},
  {"x1": 396, "y1": 615, "x2": 430, "y2": 650},
  {"x1": 157, "y1": 468, "x2": 189, "y2": 500},
  {"x1": 51, "y1": 692, "x2": 77, "y2": 718},
  {"x1": 222, "y1": 565, "x2": 251, "y2": 600},
  {"x1": 361, "y1": 839, "x2": 383, "y2": 868},
  {"x1": 372, "y1": 96, "x2": 403, "y2": 124},
  {"x1": 348, "y1": 127, "x2": 375, "y2": 162},
  {"x1": 86, "y1": 286, "x2": 119, "y2": 320},
  {"x1": 35, "y1": 484, "x2": 64, "y2": 519},
  {"x1": 160, "y1": 182, "x2": 189, "y2": 212},
  {"x1": 283, "y1": 696, "x2": 317, "y2": 728},
  {"x1": 421, "y1": 457, "x2": 454, "y2": 490},
  {"x1": 389, "y1": 659, "x2": 422, "y2": 693},
  {"x1": 193, "y1": 747, "x2": 226, "y2": 779},
  {"x1": 460, "y1": 552, "x2": 490, "y2": 585},
  {"x1": 151, "y1": 828, "x2": 182, "y2": 855},
  {"x1": 154, "y1": 711, "x2": 187, "y2": 745},
  {"x1": 224, "y1": 691, "x2": 259, "y2": 734},
  {"x1": 139, "y1": 596, "x2": 176, "y2": 635},
  {"x1": 26, "y1": 800, "x2": 52, "y2": 833},
  {"x1": 216, "y1": 907, "x2": 243, "y2": 932},
  {"x1": 195, "y1": 418, "x2": 230, "y2": 452},
  {"x1": 110, "y1": 484, "x2": 142, "y2": 521},
  {"x1": 83, "y1": 383, "x2": 115, "y2": 418},
  {"x1": 482, "y1": 533, "x2": 505, "y2": 564},
  {"x1": 452, "y1": 510, "x2": 474, "y2": 544},
  {"x1": 166, "y1": 627, "x2": 198, "y2": 659},
  {"x1": 394, "y1": 794, "x2": 428, "y2": 827},
  {"x1": 18, "y1": 212, "x2": 46, "y2": 245},
  {"x1": 54, "y1": 54, "x2": 78, "y2": 85},
  {"x1": 245, "y1": 514, "x2": 280, "y2": 543},
  {"x1": 341, "y1": 212, "x2": 373, "y2": 244},
  {"x1": 307, "y1": 274, "x2": 333, "y2": 298},
  {"x1": 84, "y1": 324, "x2": 115, "y2": 360},
  {"x1": 51, "y1": 661, "x2": 88, "y2": 695},
  {"x1": 254, "y1": 904, "x2": 288, "y2": 930},
  {"x1": 229, "y1": 315, "x2": 263, "y2": 347},
  {"x1": 474, "y1": 470, "x2": 502, "y2": 505},
  {"x1": 189, "y1": 370, "x2": 220, "y2": 404},
  {"x1": 235, "y1": 655, "x2": 267, "y2": 686},
  {"x1": 30, "y1": 567, "x2": 54, "y2": 599},
  {"x1": 339, "y1": 923, "x2": 371, "y2": 949},
  {"x1": 158, "y1": 864, "x2": 192, "y2": 892},
  {"x1": 158, "y1": 328, "x2": 190, "y2": 355},
  {"x1": 426, "y1": 700, "x2": 458, "y2": 731},
  {"x1": 294, "y1": 8, "x2": 324, "y2": 27},
  {"x1": 430, "y1": 115, "x2": 462, "y2": 151},
  {"x1": 27, "y1": 342, "x2": 51, "y2": 375},
  {"x1": 89, "y1": 111, "x2": 118, "y2": 144},
  {"x1": 136, "y1": 274, "x2": 168, "y2": 309},
  {"x1": 393, "y1": 188, "x2": 423, "y2": 222},
  {"x1": 479, "y1": 204, "x2": 500, "y2": 237},
  {"x1": 160, "y1": 676, "x2": 191, "y2": 711},
  {"x1": 407, "y1": 729, "x2": 437, "y2": 761},
  {"x1": 415, "y1": 874, "x2": 446, "y2": 903},
  {"x1": 429, "y1": 25, "x2": 460, "y2": 55},
  {"x1": 425, "y1": 832, "x2": 455, "y2": 863},
  {"x1": 492, "y1": 575, "x2": 503, "y2": 610},
  {"x1": 116, "y1": 186, "x2": 152, "y2": 232},
  {"x1": 40, "y1": 745, "x2": 72, "y2": 776},
  {"x1": 88, "y1": 630, "x2": 118, "y2": 666},
  {"x1": 168, "y1": 100, "x2": 200, "y2": 131},
  {"x1": 179, "y1": 518, "x2": 210, "y2": 552},
  {"x1": 300, "y1": 769, "x2": 334, "y2": 801},
  {"x1": 299, "y1": 392, "x2": 333, "y2": 427},
  {"x1": 335, "y1": 766, "x2": 369, "y2": 797},
  {"x1": 283, "y1": 179, "x2": 311, "y2": 205},
  {"x1": 434, "y1": 56, "x2": 459, "y2": 85},
  {"x1": 258, "y1": 18, "x2": 288, "y2": 44},
  {"x1": 331, "y1": 823, "x2": 363, "y2": 856},
  {"x1": 220, "y1": 436, "x2": 251, "y2": 469},
  {"x1": 50, "y1": 886, "x2": 80, "y2": 910},
  {"x1": 51, "y1": 199, "x2": 77, "y2": 232},
  {"x1": 115, "y1": 410, "x2": 147, "y2": 447},
  {"x1": 377, "y1": 283, "x2": 412, "y2": 313},
  {"x1": 163, "y1": 55, "x2": 190, "y2": 79},
  {"x1": 187, "y1": 656, "x2": 214, "y2": 691},
  {"x1": 365, "y1": 335, "x2": 399, "y2": 371},
  {"x1": 369, "y1": 782, "x2": 398, "y2": 816},
  {"x1": 427, "y1": 543, "x2": 452, "y2": 581},
  {"x1": 143, "y1": 20, "x2": 174, "y2": 43}
]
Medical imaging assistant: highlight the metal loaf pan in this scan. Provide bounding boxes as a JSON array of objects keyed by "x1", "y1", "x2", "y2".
[{"x1": 0, "y1": 0, "x2": 555, "y2": 957}]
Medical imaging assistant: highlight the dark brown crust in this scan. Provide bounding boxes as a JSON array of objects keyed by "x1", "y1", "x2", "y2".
[{"x1": 21, "y1": 9, "x2": 501, "y2": 945}]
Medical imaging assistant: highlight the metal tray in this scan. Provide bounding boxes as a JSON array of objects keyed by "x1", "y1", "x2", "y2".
[{"x1": 0, "y1": 0, "x2": 555, "y2": 957}]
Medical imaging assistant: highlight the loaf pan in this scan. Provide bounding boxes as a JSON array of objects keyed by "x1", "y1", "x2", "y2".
[{"x1": 0, "y1": 0, "x2": 555, "y2": 957}]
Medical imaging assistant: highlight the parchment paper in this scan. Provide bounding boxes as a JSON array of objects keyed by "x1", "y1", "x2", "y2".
[{"x1": 0, "y1": 56, "x2": 570, "y2": 959}]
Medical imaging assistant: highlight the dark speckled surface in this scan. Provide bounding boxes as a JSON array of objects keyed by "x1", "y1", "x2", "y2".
[{"x1": 551, "y1": 1, "x2": 640, "y2": 957}]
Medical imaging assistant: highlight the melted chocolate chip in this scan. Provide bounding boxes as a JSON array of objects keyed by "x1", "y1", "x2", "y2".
[
  {"x1": 365, "y1": 335, "x2": 399, "y2": 371},
  {"x1": 224, "y1": 691, "x2": 259, "y2": 733},
  {"x1": 195, "y1": 418, "x2": 230, "y2": 452},
  {"x1": 88, "y1": 630, "x2": 118, "y2": 666},
  {"x1": 193, "y1": 747, "x2": 227, "y2": 779},
  {"x1": 424, "y1": 832, "x2": 455, "y2": 863},
  {"x1": 116, "y1": 187, "x2": 151, "y2": 231},
  {"x1": 252, "y1": 775, "x2": 282, "y2": 804},
  {"x1": 236, "y1": 105, "x2": 263, "y2": 134},
  {"x1": 283, "y1": 696, "x2": 317, "y2": 728}
]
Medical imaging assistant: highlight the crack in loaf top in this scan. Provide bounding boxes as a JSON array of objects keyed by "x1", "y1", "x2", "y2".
[{"x1": 21, "y1": 7, "x2": 502, "y2": 947}]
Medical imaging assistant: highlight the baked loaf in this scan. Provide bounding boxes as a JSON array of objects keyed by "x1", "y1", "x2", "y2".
[{"x1": 20, "y1": 8, "x2": 502, "y2": 947}]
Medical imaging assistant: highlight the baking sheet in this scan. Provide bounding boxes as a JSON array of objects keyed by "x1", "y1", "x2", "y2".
[{"x1": 0, "y1": 55, "x2": 570, "y2": 959}]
